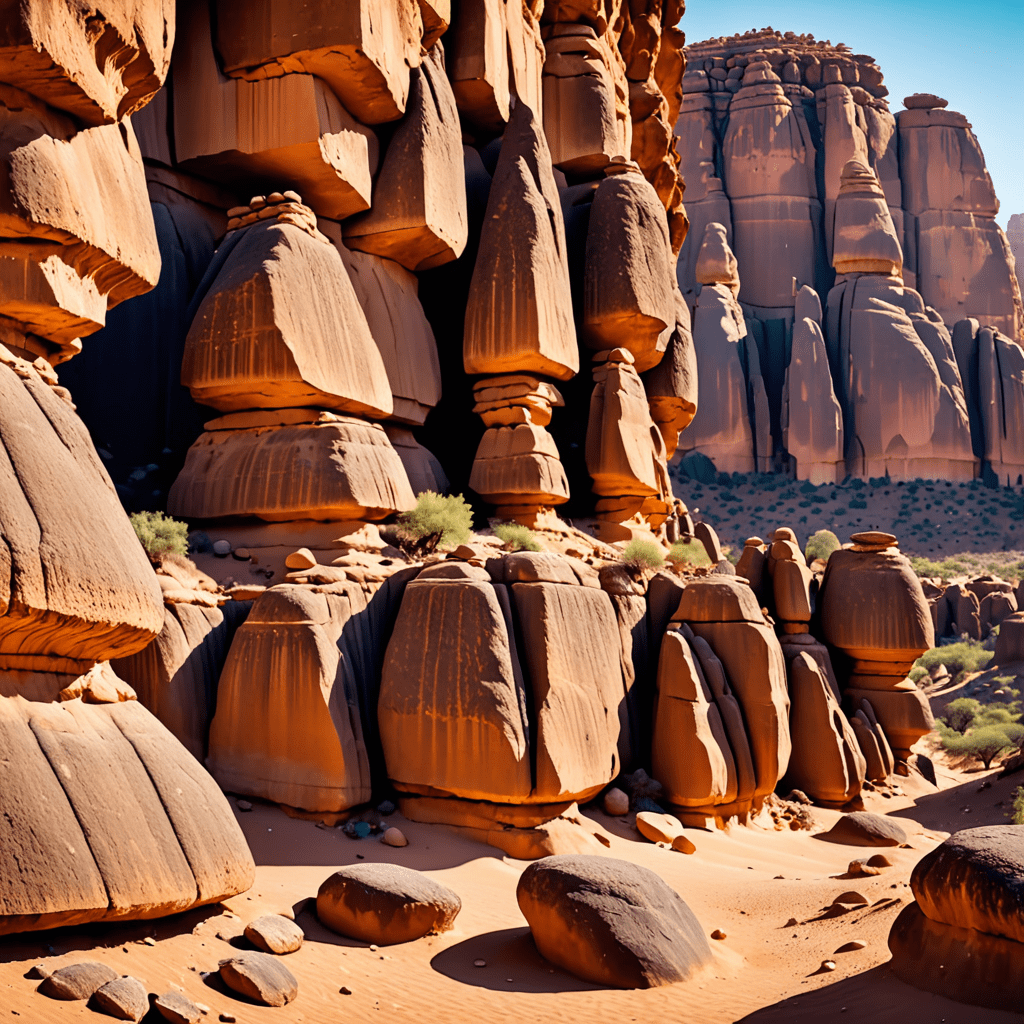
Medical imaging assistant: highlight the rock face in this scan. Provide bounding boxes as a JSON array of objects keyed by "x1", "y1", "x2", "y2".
[
  {"x1": 676, "y1": 29, "x2": 1019, "y2": 483},
  {"x1": 818, "y1": 534, "x2": 935, "y2": 758},
  {"x1": 516, "y1": 854, "x2": 713, "y2": 988},
  {"x1": 316, "y1": 864, "x2": 461, "y2": 945},
  {"x1": 889, "y1": 826, "x2": 1024, "y2": 1012}
]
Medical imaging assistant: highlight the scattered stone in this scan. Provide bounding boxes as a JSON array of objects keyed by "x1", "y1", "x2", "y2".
[
  {"x1": 711, "y1": 929, "x2": 726, "y2": 940},
  {"x1": 219, "y1": 952, "x2": 298, "y2": 1007},
  {"x1": 784, "y1": 918, "x2": 798, "y2": 928},
  {"x1": 867, "y1": 854, "x2": 892, "y2": 868},
  {"x1": 340, "y1": 986, "x2": 352, "y2": 995},
  {"x1": 91, "y1": 976, "x2": 149, "y2": 1021},
  {"x1": 236, "y1": 800, "x2": 253, "y2": 811},
  {"x1": 603, "y1": 787, "x2": 630, "y2": 816},
  {"x1": 154, "y1": 990, "x2": 203, "y2": 1024},
  {"x1": 517, "y1": 854, "x2": 713, "y2": 988},
  {"x1": 473, "y1": 959, "x2": 487, "y2": 968},
  {"x1": 285, "y1": 548, "x2": 317, "y2": 570},
  {"x1": 672, "y1": 834, "x2": 697, "y2": 855},
  {"x1": 244, "y1": 914, "x2": 304, "y2": 955},
  {"x1": 39, "y1": 962, "x2": 118, "y2": 1001},
  {"x1": 820, "y1": 959, "x2": 837, "y2": 972},
  {"x1": 377, "y1": 800, "x2": 397, "y2": 816},
  {"x1": 834, "y1": 939, "x2": 867, "y2": 953},
  {"x1": 382, "y1": 827, "x2": 408, "y2": 847},
  {"x1": 636, "y1": 810, "x2": 685, "y2": 845},
  {"x1": 26, "y1": 964, "x2": 51, "y2": 980},
  {"x1": 848, "y1": 859, "x2": 882, "y2": 877},
  {"x1": 317, "y1": 864, "x2": 462, "y2": 945},
  {"x1": 832, "y1": 891, "x2": 869, "y2": 908},
  {"x1": 212, "y1": 539, "x2": 232, "y2": 557},
  {"x1": 822, "y1": 812, "x2": 907, "y2": 847}
]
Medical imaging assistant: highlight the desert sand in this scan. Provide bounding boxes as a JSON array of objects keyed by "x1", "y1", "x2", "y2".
[{"x1": 3, "y1": 751, "x2": 1020, "y2": 1024}]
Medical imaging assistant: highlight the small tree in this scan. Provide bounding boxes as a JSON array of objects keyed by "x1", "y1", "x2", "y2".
[
  {"x1": 805, "y1": 529, "x2": 840, "y2": 564},
  {"x1": 493, "y1": 522, "x2": 541, "y2": 552},
  {"x1": 129, "y1": 511, "x2": 188, "y2": 559},
  {"x1": 940, "y1": 697, "x2": 981, "y2": 733},
  {"x1": 396, "y1": 492, "x2": 473, "y2": 551},
  {"x1": 622, "y1": 539, "x2": 666, "y2": 571},
  {"x1": 914, "y1": 641, "x2": 993, "y2": 684},
  {"x1": 939, "y1": 723, "x2": 1024, "y2": 770}
]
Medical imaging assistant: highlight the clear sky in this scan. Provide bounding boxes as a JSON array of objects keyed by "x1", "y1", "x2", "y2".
[{"x1": 679, "y1": 0, "x2": 1024, "y2": 227}]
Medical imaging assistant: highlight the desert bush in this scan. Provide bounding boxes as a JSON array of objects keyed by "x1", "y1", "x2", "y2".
[
  {"x1": 493, "y1": 522, "x2": 541, "y2": 552},
  {"x1": 668, "y1": 539, "x2": 711, "y2": 567},
  {"x1": 622, "y1": 539, "x2": 666, "y2": 571},
  {"x1": 804, "y1": 529, "x2": 840, "y2": 564},
  {"x1": 939, "y1": 697, "x2": 981, "y2": 733},
  {"x1": 129, "y1": 511, "x2": 188, "y2": 559},
  {"x1": 914, "y1": 641, "x2": 993, "y2": 683},
  {"x1": 909, "y1": 665, "x2": 928, "y2": 683},
  {"x1": 938, "y1": 723, "x2": 1024, "y2": 769},
  {"x1": 397, "y1": 492, "x2": 473, "y2": 550}
]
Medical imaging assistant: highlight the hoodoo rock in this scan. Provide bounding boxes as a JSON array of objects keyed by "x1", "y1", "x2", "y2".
[{"x1": 516, "y1": 855, "x2": 713, "y2": 988}]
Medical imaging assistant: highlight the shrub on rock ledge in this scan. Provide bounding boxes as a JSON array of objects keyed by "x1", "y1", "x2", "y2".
[
  {"x1": 493, "y1": 522, "x2": 541, "y2": 552},
  {"x1": 397, "y1": 491, "x2": 473, "y2": 550},
  {"x1": 623, "y1": 539, "x2": 666, "y2": 571},
  {"x1": 129, "y1": 510, "x2": 189, "y2": 559}
]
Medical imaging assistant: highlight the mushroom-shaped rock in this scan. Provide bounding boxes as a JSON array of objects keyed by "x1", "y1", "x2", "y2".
[
  {"x1": 822, "y1": 811, "x2": 907, "y2": 847},
  {"x1": 244, "y1": 914, "x2": 304, "y2": 955},
  {"x1": 583, "y1": 169, "x2": 676, "y2": 372},
  {"x1": 888, "y1": 825, "x2": 1024, "y2": 1012},
  {"x1": 516, "y1": 855, "x2": 713, "y2": 988},
  {"x1": 819, "y1": 544, "x2": 934, "y2": 757},
  {"x1": 91, "y1": 976, "x2": 148, "y2": 1022},
  {"x1": 463, "y1": 101, "x2": 578, "y2": 381},
  {"x1": 783, "y1": 653, "x2": 865, "y2": 807},
  {"x1": 39, "y1": 962, "x2": 118, "y2": 1001},
  {"x1": 219, "y1": 952, "x2": 298, "y2": 1007},
  {"x1": 316, "y1": 864, "x2": 461, "y2": 945}
]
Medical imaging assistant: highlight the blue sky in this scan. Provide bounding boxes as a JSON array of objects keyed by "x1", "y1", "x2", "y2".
[{"x1": 679, "y1": 0, "x2": 1024, "y2": 226}]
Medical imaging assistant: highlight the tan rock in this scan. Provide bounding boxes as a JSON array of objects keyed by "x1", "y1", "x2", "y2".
[
  {"x1": 0, "y1": 1, "x2": 173, "y2": 125},
  {"x1": 181, "y1": 218, "x2": 393, "y2": 416},
  {"x1": 38, "y1": 962, "x2": 117, "y2": 1001},
  {"x1": 317, "y1": 864, "x2": 461, "y2": 945},
  {"x1": 642, "y1": 296, "x2": 699, "y2": 459},
  {"x1": 449, "y1": 0, "x2": 510, "y2": 132},
  {"x1": 92, "y1": 977, "x2": 148, "y2": 1022},
  {"x1": 464, "y1": 101, "x2": 578, "y2": 381},
  {"x1": 169, "y1": 420, "x2": 415, "y2": 523},
  {"x1": 344, "y1": 45, "x2": 468, "y2": 271},
  {"x1": 379, "y1": 578, "x2": 532, "y2": 803},
  {"x1": 213, "y1": 0, "x2": 423, "y2": 125},
  {"x1": 219, "y1": 952, "x2": 297, "y2": 1007},
  {"x1": 603, "y1": 787, "x2": 629, "y2": 816},
  {"x1": 832, "y1": 160, "x2": 903, "y2": 276},
  {"x1": 382, "y1": 827, "x2": 408, "y2": 847},
  {"x1": 468, "y1": 423, "x2": 570, "y2": 508},
  {"x1": 244, "y1": 914, "x2": 304, "y2": 955},
  {"x1": 636, "y1": 810, "x2": 686, "y2": 845},
  {"x1": 206, "y1": 585, "x2": 372, "y2": 812},
  {"x1": 335, "y1": 245, "x2": 441, "y2": 425},
  {"x1": 513, "y1": 582, "x2": 623, "y2": 802},
  {"x1": 384, "y1": 425, "x2": 449, "y2": 495},
  {"x1": 583, "y1": 170, "x2": 676, "y2": 372},
  {"x1": 418, "y1": 0, "x2": 450, "y2": 49}
]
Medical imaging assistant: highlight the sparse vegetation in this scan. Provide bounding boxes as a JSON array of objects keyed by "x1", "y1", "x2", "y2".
[
  {"x1": 937, "y1": 722, "x2": 1024, "y2": 769},
  {"x1": 396, "y1": 491, "x2": 473, "y2": 550},
  {"x1": 914, "y1": 641, "x2": 994, "y2": 684},
  {"x1": 1010, "y1": 785, "x2": 1024, "y2": 825},
  {"x1": 492, "y1": 522, "x2": 541, "y2": 552},
  {"x1": 804, "y1": 529, "x2": 840, "y2": 564},
  {"x1": 622, "y1": 539, "x2": 666, "y2": 571},
  {"x1": 668, "y1": 538, "x2": 711, "y2": 567},
  {"x1": 939, "y1": 697, "x2": 982, "y2": 733},
  {"x1": 129, "y1": 510, "x2": 188, "y2": 559}
]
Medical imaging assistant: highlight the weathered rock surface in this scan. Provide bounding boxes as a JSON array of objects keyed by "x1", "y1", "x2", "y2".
[
  {"x1": 92, "y1": 976, "x2": 148, "y2": 1022},
  {"x1": 219, "y1": 952, "x2": 298, "y2": 1007},
  {"x1": 317, "y1": 864, "x2": 461, "y2": 945},
  {"x1": 245, "y1": 914, "x2": 305, "y2": 955},
  {"x1": 516, "y1": 855, "x2": 713, "y2": 988},
  {"x1": 154, "y1": 990, "x2": 202, "y2": 1024},
  {"x1": 38, "y1": 962, "x2": 117, "y2": 1001}
]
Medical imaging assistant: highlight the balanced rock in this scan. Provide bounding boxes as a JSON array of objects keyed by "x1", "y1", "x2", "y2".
[
  {"x1": 822, "y1": 811, "x2": 907, "y2": 847},
  {"x1": 516, "y1": 855, "x2": 713, "y2": 988},
  {"x1": 244, "y1": 914, "x2": 304, "y2": 955},
  {"x1": 316, "y1": 864, "x2": 461, "y2": 945},
  {"x1": 91, "y1": 976, "x2": 148, "y2": 1022},
  {"x1": 39, "y1": 962, "x2": 117, "y2": 1001},
  {"x1": 219, "y1": 952, "x2": 298, "y2": 1008}
]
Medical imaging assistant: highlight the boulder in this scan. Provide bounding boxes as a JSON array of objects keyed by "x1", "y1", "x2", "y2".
[
  {"x1": 463, "y1": 101, "x2": 578, "y2": 381},
  {"x1": 822, "y1": 811, "x2": 907, "y2": 847},
  {"x1": 344, "y1": 44, "x2": 468, "y2": 271},
  {"x1": 213, "y1": 0, "x2": 422, "y2": 125},
  {"x1": 0, "y1": 697, "x2": 254, "y2": 936},
  {"x1": 316, "y1": 864, "x2": 461, "y2": 945},
  {"x1": 244, "y1": 914, "x2": 304, "y2": 955},
  {"x1": 91, "y1": 976, "x2": 148, "y2": 1022},
  {"x1": 219, "y1": 952, "x2": 298, "y2": 1008},
  {"x1": 39, "y1": 962, "x2": 117, "y2": 1001},
  {"x1": 516, "y1": 855, "x2": 713, "y2": 988},
  {"x1": 154, "y1": 991, "x2": 202, "y2": 1024}
]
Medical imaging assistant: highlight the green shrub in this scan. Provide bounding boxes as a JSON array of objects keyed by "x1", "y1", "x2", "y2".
[
  {"x1": 129, "y1": 511, "x2": 188, "y2": 559},
  {"x1": 914, "y1": 641, "x2": 994, "y2": 684},
  {"x1": 397, "y1": 492, "x2": 473, "y2": 550},
  {"x1": 668, "y1": 539, "x2": 711, "y2": 567},
  {"x1": 938, "y1": 723, "x2": 1024, "y2": 769},
  {"x1": 939, "y1": 697, "x2": 981, "y2": 733},
  {"x1": 1010, "y1": 786, "x2": 1024, "y2": 825},
  {"x1": 908, "y1": 665, "x2": 928, "y2": 684},
  {"x1": 804, "y1": 529, "x2": 840, "y2": 564},
  {"x1": 492, "y1": 522, "x2": 541, "y2": 552},
  {"x1": 622, "y1": 539, "x2": 666, "y2": 571}
]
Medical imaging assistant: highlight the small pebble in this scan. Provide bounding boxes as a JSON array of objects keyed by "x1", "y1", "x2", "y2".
[
  {"x1": 219, "y1": 1015, "x2": 236, "y2": 1023},
  {"x1": 821, "y1": 960, "x2": 837, "y2": 972},
  {"x1": 382, "y1": 827, "x2": 408, "y2": 848},
  {"x1": 710, "y1": 929, "x2": 727, "y2": 940},
  {"x1": 834, "y1": 939, "x2": 868, "y2": 953},
  {"x1": 236, "y1": 800, "x2": 253, "y2": 812},
  {"x1": 212, "y1": 539, "x2": 232, "y2": 557},
  {"x1": 784, "y1": 918, "x2": 798, "y2": 928},
  {"x1": 369, "y1": 945, "x2": 378, "y2": 952},
  {"x1": 142, "y1": 937, "x2": 156, "y2": 946},
  {"x1": 340, "y1": 986, "x2": 352, "y2": 995},
  {"x1": 473, "y1": 959, "x2": 486, "y2": 968}
]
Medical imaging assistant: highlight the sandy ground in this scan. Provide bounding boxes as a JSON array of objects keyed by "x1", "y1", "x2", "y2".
[
  {"x1": 3, "y1": 757, "x2": 1022, "y2": 1024},
  {"x1": 669, "y1": 472, "x2": 1024, "y2": 566}
]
